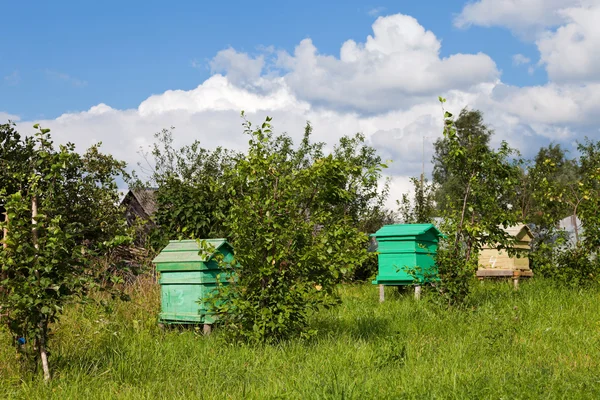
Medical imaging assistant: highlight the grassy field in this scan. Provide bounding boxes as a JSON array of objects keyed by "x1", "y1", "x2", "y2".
[{"x1": 1, "y1": 278, "x2": 600, "y2": 399}]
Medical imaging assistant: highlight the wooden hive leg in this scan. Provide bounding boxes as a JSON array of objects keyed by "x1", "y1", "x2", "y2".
[
  {"x1": 379, "y1": 284, "x2": 385, "y2": 303},
  {"x1": 512, "y1": 271, "x2": 520, "y2": 291},
  {"x1": 203, "y1": 324, "x2": 212, "y2": 335},
  {"x1": 414, "y1": 285, "x2": 421, "y2": 300}
]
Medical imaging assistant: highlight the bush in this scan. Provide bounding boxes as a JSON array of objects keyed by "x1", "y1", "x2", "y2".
[
  {"x1": 431, "y1": 244, "x2": 478, "y2": 306},
  {"x1": 533, "y1": 242, "x2": 599, "y2": 288}
]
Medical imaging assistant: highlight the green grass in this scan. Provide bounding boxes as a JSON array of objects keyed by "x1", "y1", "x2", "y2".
[{"x1": 2, "y1": 278, "x2": 600, "y2": 399}]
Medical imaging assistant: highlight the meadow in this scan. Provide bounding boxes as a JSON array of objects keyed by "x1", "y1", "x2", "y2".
[{"x1": 1, "y1": 278, "x2": 599, "y2": 399}]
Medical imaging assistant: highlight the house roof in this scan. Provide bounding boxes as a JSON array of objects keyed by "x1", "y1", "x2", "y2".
[
  {"x1": 371, "y1": 223, "x2": 443, "y2": 238},
  {"x1": 152, "y1": 239, "x2": 230, "y2": 264},
  {"x1": 123, "y1": 188, "x2": 157, "y2": 217}
]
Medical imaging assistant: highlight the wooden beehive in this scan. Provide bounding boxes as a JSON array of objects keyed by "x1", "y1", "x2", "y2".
[
  {"x1": 371, "y1": 224, "x2": 443, "y2": 286},
  {"x1": 153, "y1": 239, "x2": 236, "y2": 325},
  {"x1": 477, "y1": 224, "x2": 533, "y2": 278}
]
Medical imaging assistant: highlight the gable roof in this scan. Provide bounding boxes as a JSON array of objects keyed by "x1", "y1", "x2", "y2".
[
  {"x1": 122, "y1": 188, "x2": 157, "y2": 217},
  {"x1": 152, "y1": 239, "x2": 230, "y2": 264},
  {"x1": 504, "y1": 224, "x2": 533, "y2": 239},
  {"x1": 371, "y1": 223, "x2": 443, "y2": 238}
]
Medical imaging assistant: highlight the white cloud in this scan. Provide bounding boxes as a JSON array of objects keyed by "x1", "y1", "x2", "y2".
[
  {"x1": 367, "y1": 7, "x2": 387, "y2": 17},
  {"x1": 209, "y1": 48, "x2": 266, "y2": 87},
  {"x1": 45, "y1": 70, "x2": 88, "y2": 88},
  {"x1": 456, "y1": 1, "x2": 600, "y2": 94},
  {"x1": 0, "y1": 111, "x2": 20, "y2": 122},
  {"x1": 537, "y1": 4, "x2": 600, "y2": 83},
  {"x1": 275, "y1": 14, "x2": 498, "y2": 114},
  {"x1": 454, "y1": 0, "x2": 584, "y2": 35},
  {"x1": 481, "y1": 82, "x2": 600, "y2": 126},
  {"x1": 3, "y1": 12, "x2": 600, "y2": 210},
  {"x1": 512, "y1": 54, "x2": 531, "y2": 65}
]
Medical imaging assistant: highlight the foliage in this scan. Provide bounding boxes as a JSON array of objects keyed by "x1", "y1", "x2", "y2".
[
  {"x1": 527, "y1": 139, "x2": 600, "y2": 286},
  {"x1": 432, "y1": 108, "x2": 493, "y2": 212},
  {"x1": 0, "y1": 124, "x2": 128, "y2": 380},
  {"x1": 207, "y1": 116, "x2": 385, "y2": 342},
  {"x1": 552, "y1": 244, "x2": 599, "y2": 287},
  {"x1": 331, "y1": 131, "x2": 394, "y2": 282},
  {"x1": 517, "y1": 144, "x2": 577, "y2": 228},
  {"x1": 577, "y1": 138, "x2": 600, "y2": 251},
  {"x1": 432, "y1": 99, "x2": 522, "y2": 305},
  {"x1": 136, "y1": 127, "x2": 237, "y2": 246},
  {"x1": 397, "y1": 176, "x2": 436, "y2": 224}
]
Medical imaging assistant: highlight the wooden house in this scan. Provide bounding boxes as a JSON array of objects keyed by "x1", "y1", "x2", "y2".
[
  {"x1": 120, "y1": 188, "x2": 158, "y2": 227},
  {"x1": 477, "y1": 224, "x2": 533, "y2": 280}
]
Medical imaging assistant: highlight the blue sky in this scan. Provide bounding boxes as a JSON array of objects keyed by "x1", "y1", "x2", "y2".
[
  {"x1": 1, "y1": 0, "x2": 544, "y2": 120},
  {"x1": 1, "y1": 0, "x2": 598, "y2": 201}
]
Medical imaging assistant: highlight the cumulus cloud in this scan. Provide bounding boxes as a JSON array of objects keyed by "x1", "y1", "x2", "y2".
[
  {"x1": 4, "y1": 12, "x2": 600, "y2": 209},
  {"x1": 512, "y1": 54, "x2": 531, "y2": 66},
  {"x1": 0, "y1": 111, "x2": 20, "y2": 122},
  {"x1": 276, "y1": 14, "x2": 498, "y2": 114},
  {"x1": 454, "y1": 0, "x2": 583, "y2": 34},
  {"x1": 209, "y1": 48, "x2": 266, "y2": 87},
  {"x1": 457, "y1": 1, "x2": 600, "y2": 85},
  {"x1": 537, "y1": 3, "x2": 600, "y2": 83}
]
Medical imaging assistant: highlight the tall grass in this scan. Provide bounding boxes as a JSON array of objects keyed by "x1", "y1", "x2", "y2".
[{"x1": 1, "y1": 278, "x2": 600, "y2": 399}]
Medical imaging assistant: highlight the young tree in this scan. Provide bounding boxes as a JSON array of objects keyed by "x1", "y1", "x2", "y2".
[
  {"x1": 433, "y1": 99, "x2": 521, "y2": 304},
  {"x1": 397, "y1": 176, "x2": 436, "y2": 224},
  {"x1": 0, "y1": 125, "x2": 127, "y2": 381},
  {"x1": 432, "y1": 108, "x2": 493, "y2": 212},
  {"x1": 209, "y1": 115, "x2": 386, "y2": 342}
]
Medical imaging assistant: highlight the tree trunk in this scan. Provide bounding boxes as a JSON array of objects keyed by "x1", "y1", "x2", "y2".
[
  {"x1": 32, "y1": 196, "x2": 39, "y2": 250},
  {"x1": 572, "y1": 212, "x2": 579, "y2": 245},
  {"x1": 32, "y1": 196, "x2": 50, "y2": 382},
  {"x1": 2, "y1": 210, "x2": 7, "y2": 249},
  {"x1": 37, "y1": 320, "x2": 51, "y2": 382}
]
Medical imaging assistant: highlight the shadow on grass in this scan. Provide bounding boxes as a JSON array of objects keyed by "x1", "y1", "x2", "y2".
[{"x1": 312, "y1": 314, "x2": 391, "y2": 342}]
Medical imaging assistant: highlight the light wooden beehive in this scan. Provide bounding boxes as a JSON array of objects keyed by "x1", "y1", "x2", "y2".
[{"x1": 478, "y1": 224, "x2": 533, "y2": 271}]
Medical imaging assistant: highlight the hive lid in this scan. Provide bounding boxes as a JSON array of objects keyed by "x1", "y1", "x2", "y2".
[
  {"x1": 503, "y1": 224, "x2": 533, "y2": 240},
  {"x1": 152, "y1": 239, "x2": 230, "y2": 264},
  {"x1": 371, "y1": 223, "x2": 443, "y2": 238}
]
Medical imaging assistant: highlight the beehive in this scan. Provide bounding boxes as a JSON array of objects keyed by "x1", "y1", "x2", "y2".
[
  {"x1": 371, "y1": 224, "x2": 443, "y2": 286},
  {"x1": 153, "y1": 239, "x2": 235, "y2": 324},
  {"x1": 477, "y1": 224, "x2": 533, "y2": 278}
]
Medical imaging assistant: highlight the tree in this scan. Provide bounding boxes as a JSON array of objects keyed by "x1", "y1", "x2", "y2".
[
  {"x1": 136, "y1": 128, "x2": 237, "y2": 246},
  {"x1": 433, "y1": 99, "x2": 522, "y2": 304},
  {"x1": 208, "y1": 115, "x2": 386, "y2": 342},
  {"x1": 0, "y1": 122, "x2": 35, "y2": 284},
  {"x1": 578, "y1": 138, "x2": 600, "y2": 251},
  {"x1": 397, "y1": 176, "x2": 436, "y2": 224},
  {"x1": 331, "y1": 131, "x2": 395, "y2": 281},
  {"x1": 523, "y1": 139, "x2": 600, "y2": 286},
  {"x1": 0, "y1": 124, "x2": 128, "y2": 381},
  {"x1": 432, "y1": 108, "x2": 493, "y2": 212}
]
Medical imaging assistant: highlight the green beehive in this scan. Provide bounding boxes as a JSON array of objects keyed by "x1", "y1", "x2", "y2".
[
  {"x1": 153, "y1": 239, "x2": 235, "y2": 325},
  {"x1": 371, "y1": 224, "x2": 443, "y2": 286}
]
